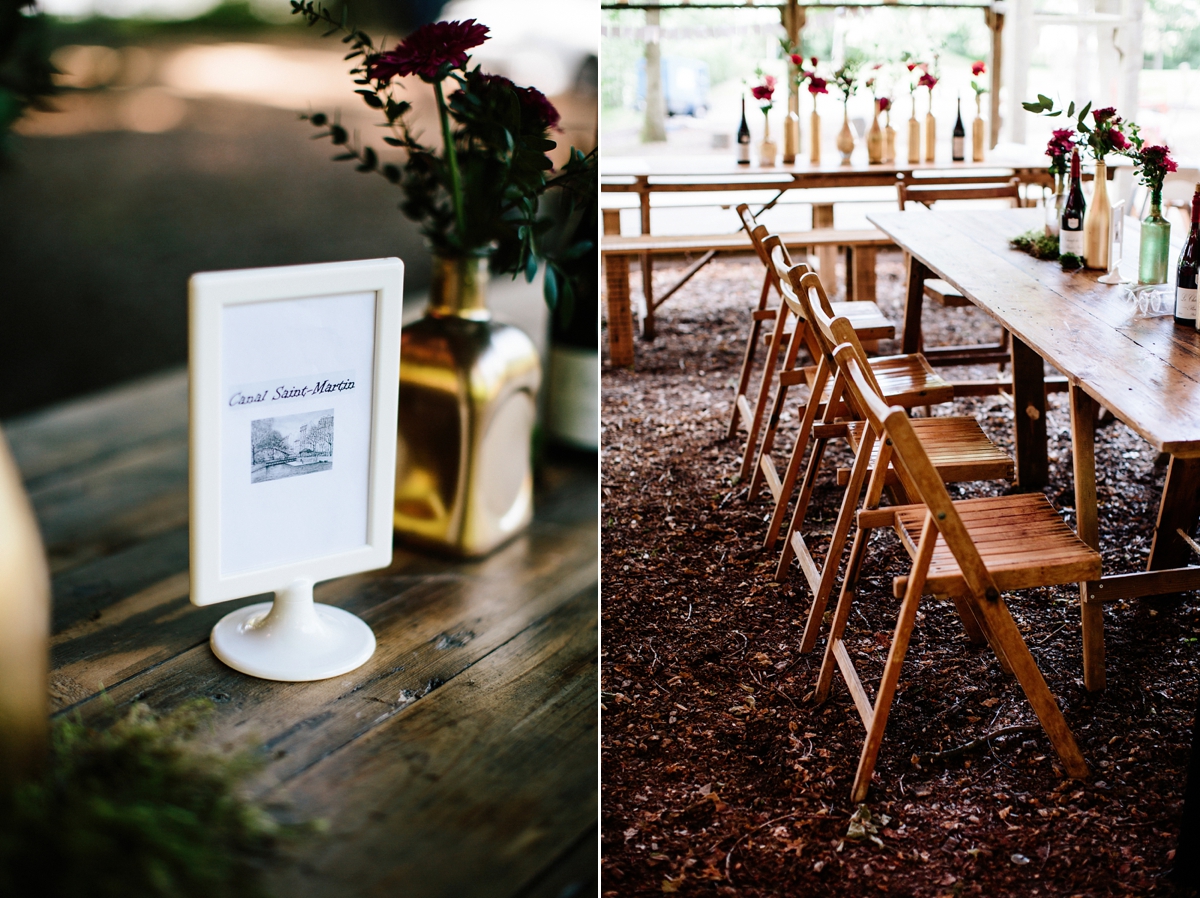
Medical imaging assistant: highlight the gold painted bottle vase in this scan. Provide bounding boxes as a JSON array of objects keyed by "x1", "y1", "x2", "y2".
[
  {"x1": 907, "y1": 97, "x2": 920, "y2": 165},
  {"x1": 972, "y1": 93, "x2": 985, "y2": 162},
  {"x1": 759, "y1": 112, "x2": 777, "y2": 166},
  {"x1": 394, "y1": 255, "x2": 541, "y2": 556},
  {"x1": 883, "y1": 107, "x2": 896, "y2": 164},
  {"x1": 866, "y1": 99, "x2": 883, "y2": 164},
  {"x1": 924, "y1": 95, "x2": 936, "y2": 163},
  {"x1": 810, "y1": 101, "x2": 822, "y2": 165},
  {"x1": 836, "y1": 104, "x2": 854, "y2": 164},
  {"x1": 1083, "y1": 160, "x2": 1111, "y2": 270}
]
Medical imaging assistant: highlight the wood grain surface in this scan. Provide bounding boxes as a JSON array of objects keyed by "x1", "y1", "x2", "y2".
[{"x1": 4, "y1": 368, "x2": 598, "y2": 898}]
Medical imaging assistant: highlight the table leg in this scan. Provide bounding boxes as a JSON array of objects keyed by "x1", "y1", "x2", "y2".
[
  {"x1": 852, "y1": 246, "x2": 877, "y2": 304},
  {"x1": 1011, "y1": 337, "x2": 1048, "y2": 490},
  {"x1": 812, "y1": 203, "x2": 839, "y2": 298},
  {"x1": 1070, "y1": 385, "x2": 1104, "y2": 692},
  {"x1": 639, "y1": 252, "x2": 655, "y2": 340},
  {"x1": 604, "y1": 254, "x2": 635, "y2": 367},
  {"x1": 901, "y1": 254, "x2": 928, "y2": 354},
  {"x1": 1147, "y1": 456, "x2": 1200, "y2": 571}
]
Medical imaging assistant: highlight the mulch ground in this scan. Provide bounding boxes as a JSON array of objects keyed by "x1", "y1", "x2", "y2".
[{"x1": 601, "y1": 250, "x2": 1200, "y2": 896}]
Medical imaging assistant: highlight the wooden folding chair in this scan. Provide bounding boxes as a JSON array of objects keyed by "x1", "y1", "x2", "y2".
[
  {"x1": 896, "y1": 177, "x2": 1021, "y2": 367},
  {"x1": 753, "y1": 257, "x2": 953, "y2": 551},
  {"x1": 781, "y1": 300, "x2": 1015, "y2": 654},
  {"x1": 728, "y1": 206, "x2": 894, "y2": 485},
  {"x1": 813, "y1": 343, "x2": 1098, "y2": 802}
]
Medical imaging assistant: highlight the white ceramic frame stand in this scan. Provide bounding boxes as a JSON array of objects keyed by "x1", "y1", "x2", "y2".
[{"x1": 189, "y1": 258, "x2": 404, "y2": 681}]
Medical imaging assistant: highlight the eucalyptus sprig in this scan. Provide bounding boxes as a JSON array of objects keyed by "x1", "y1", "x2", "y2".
[{"x1": 1022, "y1": 95, "x2": 1137, "y2": 161}]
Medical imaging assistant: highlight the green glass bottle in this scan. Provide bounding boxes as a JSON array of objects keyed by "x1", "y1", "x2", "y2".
[{"x1": 1139, "y1": 188, "x2": 1172, "y2": 285}]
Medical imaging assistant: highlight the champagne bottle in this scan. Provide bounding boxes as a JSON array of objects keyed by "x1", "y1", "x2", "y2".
[
  {"x1": 1175, "y1": 184, "x2": 1200, "y2": 327},
  {"x1": 1059, "y1": 148, "x2": 1086, "y2": 259},
  {"x1": 952, "y1": 95, "x2": 965, "y2": 162},
  {"x1": 737, "y1": 96, "x2": 751, "y2": 165}
]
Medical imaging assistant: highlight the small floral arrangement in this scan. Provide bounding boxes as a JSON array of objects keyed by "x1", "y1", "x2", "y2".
[
  {"x1": 1045, "y1": 128, "x2": 1076, "y2": 178},
  {"x1": 832, "y1": 57, "x2": 862, "y2": 104},
  {"x1": 879, "y1": 96, "x2": 891, "y2": 114},
  {"x1": 750, "y1": 70, "x2": 776, "y2": 115},
  {"x1": 289, "y1": 2, "x2": 594, "y2": 296},
  {"x1": 917, "y1": 65, "x2": 938, "y2": 93},
  {"x1": 970, "y1": 61, "x2": 988, "y2": 99},
  {"x1": 1022, "y1": 96, "x2": 1138, "y2": 161},
  {"x1": 1130, "y1": 143, "x2": 1178, "y2": 198}
]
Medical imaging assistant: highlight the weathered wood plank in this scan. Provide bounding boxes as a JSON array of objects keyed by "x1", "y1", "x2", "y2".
[
  {"x1": 4, "y1": 368, "x2": 187, "y2": 487},
  {"x1": 263, "y1": 584, "x2": 597, "y2": 898},
  {"x1": 61, "y1": 518, "x2": 597, "y2": 792}
]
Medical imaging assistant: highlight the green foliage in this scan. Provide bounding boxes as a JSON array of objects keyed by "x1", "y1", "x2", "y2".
[
  {"x1": 528, "y1": 147, "x2": 597, "y2": 331},
  {"x1": 0, "y1": 1, "x2": 56, "y2": 148},
  {"x1": 1060, "y1": 252, "x2": 1084, "y2": 270},
  {"x1": 1010, "y1": 228, "x2": 1060, "y2": 262},
  {"x1": 0, "y1": 701, "x2": 311, "y2": 898}
]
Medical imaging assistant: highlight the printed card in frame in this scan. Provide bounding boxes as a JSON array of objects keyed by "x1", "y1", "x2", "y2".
[{"x1": 189, "y1": 257, "x2": 404, "y2": 681}]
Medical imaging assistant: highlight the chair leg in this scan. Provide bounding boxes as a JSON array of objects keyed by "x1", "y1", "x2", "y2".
[
  {"x1": 970, "y1": 595, "x2": 1089, "y2": 779},
  {"x1": 851, "y1": 515, "x2": 937, "y2": 803},
  {"x1": 814, "y1": 526, "x2": 872, "y2": 703},
  {"x1": 738, "y1": 297, "x2": 794, "y2": 485},
  {"x1": 748, "y1": 325, "x2": 807, "y2": 496},
  {"x1": 772, "y1": 435, "x2": 828, "y2": 565},
  {"x1": 727, "y1": 271, "x2": 773, "y2": 440}
]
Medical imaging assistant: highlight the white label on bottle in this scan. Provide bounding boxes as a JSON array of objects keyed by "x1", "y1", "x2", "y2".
[
  {"x1": 1059, "y1": 229, "x2": 1084, "y2": 257},
  {"x1": 1178, "y1": 286, "x2": 1198, "y2": 320},
  {"x1": 545, "y1": 346, "x2": 598, "y2": 449},
  {"x1": 952, "y1": 137, "x2": 964, "y2": 158},
  {"x1": 737, "y1": 142, "x2": 750, "y2": 163}
]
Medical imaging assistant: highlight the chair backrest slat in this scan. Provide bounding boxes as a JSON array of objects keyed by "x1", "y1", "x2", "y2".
[
  {"x1": 897, "y1": 177, "x2": 1022, "y2": 211},
  {"x1": 833, "y1": 344, "x2": 999, "y2": 598}
]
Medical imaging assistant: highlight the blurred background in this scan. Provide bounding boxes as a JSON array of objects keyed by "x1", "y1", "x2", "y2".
[{"x1": 0, "y1": 0, "x2": 597, "y2": 418}]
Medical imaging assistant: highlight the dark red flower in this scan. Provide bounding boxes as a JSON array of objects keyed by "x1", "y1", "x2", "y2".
[
  {"x1": 878, "y1": 97, "x2": 891, "y2": 112},
  {"x1": 906, "y1": 62, "x2": 919, "y2": 72},
  {"x1": 1109, "y1": 128, "x2": 1130, "y2": 151},
  {"x1": 750, "y1": 84, "x2": 774, "y2": 102},
  {"x1": 1092, "y1": 106, "x2": 1120, "y2": 124},
  {"x1": 918, "y1": 72, "x2": 938, "y2": 90},
  {"x1": 514, "y1": 83, "x2": 560, "y2": 130},
  {"x1": 971, "y1": 60, "x2": 986, "y2": 76},
  {"x1": 811, "y1": 56, "x2": 819, "y2": 67},
  {"x1": 369, "y1": 19, "x2": 489, "y2": 83},
  {"x1": 790, "y1": 54, "x2": 804, "y2": 66},
  {"x1": 1046, "y1": 127, "x2": 1075, "y2": 157},
  {"x1": 807, "y1": 76, "x2": 828, "y2": 96},
  {"x1": 1142, "y1": 144, "x2": 1178, "y2": 173}
]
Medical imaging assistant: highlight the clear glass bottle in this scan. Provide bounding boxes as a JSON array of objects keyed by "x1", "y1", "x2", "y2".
[
  {"x1": 393, "y1": 255, "x2": 541, "y2": 556},
  {"x1": 1045, "y1": 172, "x2": 1065, "y2": 239},
  {"x1": 1139, "y1": 188, "x2": 1172, "y2": 285}
]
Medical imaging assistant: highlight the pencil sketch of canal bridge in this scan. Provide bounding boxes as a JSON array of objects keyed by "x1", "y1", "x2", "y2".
[{"x1": 250, "y1": 408, "x2": 334, "y2": 483}]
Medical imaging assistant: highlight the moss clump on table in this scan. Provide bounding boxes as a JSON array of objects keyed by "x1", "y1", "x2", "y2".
[
  {"x1": 1011, "y1": 229, "x2": 1087, "y2": 271},
  {"x1": 0, "y1": 701, "x2": 312, "y2": 898}
]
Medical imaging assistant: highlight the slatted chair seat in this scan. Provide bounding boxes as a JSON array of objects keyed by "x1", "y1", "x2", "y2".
[
  {"x1": 762, "y1": 300, "x2": 893, "y2": 347},
  {"x1": 891, "y1": 494, "x2": 1101, "y2": 596},
  {"x1": 836, "y1": 418, "x2": 1014, "y2": 486}
]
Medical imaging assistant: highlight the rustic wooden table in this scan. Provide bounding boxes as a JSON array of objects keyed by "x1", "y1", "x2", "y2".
[
  {"x1": 5, "y1": 368, "x2": 598, "y2": 898},
  {"x1": 869, "y1": 205, "x2": 1200, "y2": 693}
]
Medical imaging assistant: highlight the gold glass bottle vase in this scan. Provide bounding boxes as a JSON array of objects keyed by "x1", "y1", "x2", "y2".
[
  {"x1": 393, "y1": 254, "x2": 541, "y2": 556},
  {"x1": 1083, "y1": 160, "x2": 1111, "y2": 270}
]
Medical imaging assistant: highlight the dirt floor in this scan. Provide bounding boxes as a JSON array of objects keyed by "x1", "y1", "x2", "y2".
[{"x1": 601, "y1": 250, "x2": 1200, "y2": 896}]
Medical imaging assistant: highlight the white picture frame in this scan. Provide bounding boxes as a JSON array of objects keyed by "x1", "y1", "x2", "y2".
[{"x1": 189, "y1": 257, "x2": 404, "y2": 681}]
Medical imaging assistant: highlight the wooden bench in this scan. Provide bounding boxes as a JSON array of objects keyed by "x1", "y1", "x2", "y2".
[{"x1": 601, "y1": 225, "x2": 895, "y2": 367}]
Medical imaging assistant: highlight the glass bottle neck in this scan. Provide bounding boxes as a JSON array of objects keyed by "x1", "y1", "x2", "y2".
[{"x1": 429, "y1": 255, "x2": 491, "y2": 320}]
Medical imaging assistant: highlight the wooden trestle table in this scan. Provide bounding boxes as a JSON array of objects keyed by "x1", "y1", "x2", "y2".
[
  {"x1": 4, "y1": 368, "x2": 598, "y2": 897},
  {"x1": 869, "y1": 205, "x2": 1200, "y2": 694}
]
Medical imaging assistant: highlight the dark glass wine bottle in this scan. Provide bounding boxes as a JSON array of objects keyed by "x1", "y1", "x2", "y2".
[
  {"x1": 952, "y1": 95, "x2": 965, "y2": 162},
  {"x1": 1175, "y1": 184, "x2": 1200, "y2": 327},
  {"x1": 737, "y1": 96, "x2": 751, "y2": 165},
  {"x1": 1059, "y1": 148, "x2": 1086, "y2": 259}
]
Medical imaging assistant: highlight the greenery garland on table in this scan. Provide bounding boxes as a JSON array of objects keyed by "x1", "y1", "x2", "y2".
[
  {"x1": 0, "y1": 700, "x2": 313, "y2": 898},
  {"x1": 1009, "y1": 229, "x2": 1084, "y2": 270}
]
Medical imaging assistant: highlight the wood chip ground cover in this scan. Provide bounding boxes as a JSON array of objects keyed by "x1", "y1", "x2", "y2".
[{"x1": 601, "y1": 252, "x2": 1200, "y2": 896}]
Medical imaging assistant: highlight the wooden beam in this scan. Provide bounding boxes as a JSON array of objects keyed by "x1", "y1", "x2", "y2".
[{"x1": 986, "y1": 8, "x2": 1004, "y2": 148}]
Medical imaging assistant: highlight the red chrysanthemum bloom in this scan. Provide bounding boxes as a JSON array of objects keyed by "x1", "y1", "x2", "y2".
[
  {"x1": 1109, "y1": 128, "x2": 1130, "y2": 151},
  {"x1": 879, "y1": 97, "x2": 891, "y2": 111},
  {"x1": 808, "y1": 76, "x2": 828, "y2": 95},
  {"x1": 751, "y1": 84, "x2": 774, "y2": 102},
  {"x1": 369, "y1": 19, "x2": 490, "y2": 83},
  {"x1": 1046, "y1": 127, "x2": 1075, "y2": 158},
  {"x1": 971, "y1": 60, "x2": 986, "y2": 76},
  {"x1": 1092, "y1": 106, "x2": 1120, "y2": 124},
  {"x1": 1143, "y1": 144, "x2": 1178, "y2": 173},
  {"x1": 790, "y1": 53, "x2": 804, "y2": 66},
  {"x1": 906, "y1": 62, "x2": 918, "y2": 72},
  {"x1": 514, "y1": 83, "x2": 560, "y2": 130},
  {"x1": 810, "y1": 56, "x2": 819, "y2": 67},
  {"x1": 918, "y1": 72, "x2": 938, "y2": 90}
]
